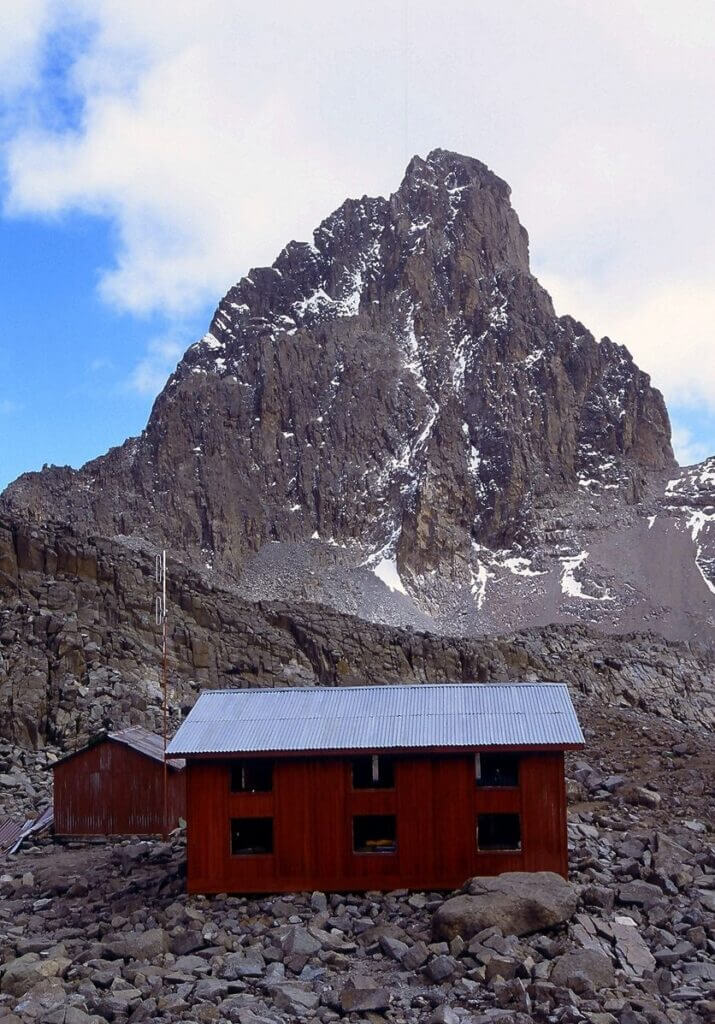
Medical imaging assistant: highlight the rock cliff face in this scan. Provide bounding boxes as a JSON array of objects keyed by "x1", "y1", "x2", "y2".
[
  {"x1": 3, "y1": 150, "x2": 673, "y2": 578},
  {"x1": 1, "y1": 513, "x2": 712, "y2": 754},
  {"x1": 2, "y1": 149, "x2": 712, "y2": 646}
]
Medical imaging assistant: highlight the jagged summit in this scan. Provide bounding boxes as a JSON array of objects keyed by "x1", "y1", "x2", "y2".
[
  {"x1": 191, "y1": 147, "x2": 530, "y2": 362},
  {"x1": 5, "y1": 149, "x2": 710, "y2": 642}
]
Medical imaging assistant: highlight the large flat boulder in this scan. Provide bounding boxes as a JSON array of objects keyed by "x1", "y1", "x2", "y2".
[{"x1": 432, "y1": 872, "x2": 578, "y2": 941}]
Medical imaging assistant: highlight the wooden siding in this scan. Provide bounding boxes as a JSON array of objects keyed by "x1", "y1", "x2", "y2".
[
  {"x1": 185, "y1": 751, "x2": 567, "y2": 894},
  {"x1": 54, "y1": 741, "x2": 186, "y2": 836}
]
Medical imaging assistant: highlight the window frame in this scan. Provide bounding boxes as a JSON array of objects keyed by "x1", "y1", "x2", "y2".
[
  {"x1": 352, "y1": 813, "x2": 398, "y2": 855},
  {"x1": 476, "y1": 812, "x2": 522, "y2": 852},
  {"x1": 351, "y1": 753, "x2": 395, "y2": 790},
  {"x1": 229, "y1": 758, "x2": 274, "y2": 794},
  {"x1": 475, "y1": 752, "x2": 520, "y2": 789},
  {"x1": 230, "y1": 816, "x2": 274, "y2": 856}
]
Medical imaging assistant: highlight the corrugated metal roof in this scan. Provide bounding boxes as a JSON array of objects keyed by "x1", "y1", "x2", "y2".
[
  {"x1": 167, "y1": 682, "x2": 584, "y2": 756},
  {"x1": 0, "y1": 817, "x2": 27, "y2": 857},
  {"x1": 109, "y1": 727, "x2": 185, "y2": 770},
  {"x1": 0, "y1": 805, "x2": 54, "y2": 858},
  {"x1": 52, "y1": 726, "x2": 185, "y2": 770}
]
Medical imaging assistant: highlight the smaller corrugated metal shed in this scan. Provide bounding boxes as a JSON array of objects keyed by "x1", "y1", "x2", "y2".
[
  {"x1": 53, "y1": 726, "x2": 185, "y2": 770},
  {"x1": 167, "y1": 683, "x2": 584, "y2": 756}
]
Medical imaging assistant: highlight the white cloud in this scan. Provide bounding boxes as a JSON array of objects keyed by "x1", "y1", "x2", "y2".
[
  {"x1": 0, "y1": 0, "x2": 52, "y2": 97},
  {"x1": 671, "y1": 423, "x2": 710, "y2": 468},
  {"x1": 4, "y1": 1, "x2": 391, "y2": 313},
  {"x1": 127, "y1": 335, "x2": 182, "y2": 395},
  {"x1": 542, "y1": 272, "x2": 715, "y2": 412}
]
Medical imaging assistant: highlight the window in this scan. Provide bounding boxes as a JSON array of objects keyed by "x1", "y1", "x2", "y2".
[
  {"x1": 353, "y1": 815, "x2": 397, "y2": 853},
  {"x1": 352, "y1": 754, "x2": 395, "y2": 789},
  {"x1": 230, "y1": 759, "x2": 273, "y2": 793},
  {"x1": 476, "y1": 753, "x2": 519, "y2": 788},
  {"x1": 231, "y1": 817, "x2": 273, "y2": 855},
  {"x1": 477, "y1": 813, "x2": 521, "y2": 851}
]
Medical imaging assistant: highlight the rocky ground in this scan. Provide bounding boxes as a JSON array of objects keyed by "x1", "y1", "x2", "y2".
[{"x1": 0, "y1": 698, "x2": 712, "y2": 1024}]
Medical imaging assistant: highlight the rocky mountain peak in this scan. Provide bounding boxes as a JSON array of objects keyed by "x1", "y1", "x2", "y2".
[
  {"x1": 5, "y1": 149, "x2": 703, "y2": 640},
  {"x1": 183, "y1": 147, "x2": 531, "y2": 373},
  {"x1": 398, "y1": 147, "x2": 529, "y2": 268}
]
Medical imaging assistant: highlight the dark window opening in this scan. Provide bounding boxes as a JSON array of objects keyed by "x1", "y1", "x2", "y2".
[
  {"x1": 352, "y1": 754, "x2": 395, "y2": 789},
  {"x1": 353, "y1": 814, "x2": 397, "y2": 853},
  {"x1": 477, "y1": 813, "x2": 521, "y2": 851},
  {"x1": 230, "y1": 759, "x2": 273, "y2": 793},
  {"x1": 476, "y1": 753, "x2": 519, "y2": 788},
  {"x1": 231, "y1": 817, "x2": 273, "y2": 855}
]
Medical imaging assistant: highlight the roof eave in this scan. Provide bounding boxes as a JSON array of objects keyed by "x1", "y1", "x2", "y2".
[{"x1": 168, "y1": 741, "x2": 585, "y2": 759}]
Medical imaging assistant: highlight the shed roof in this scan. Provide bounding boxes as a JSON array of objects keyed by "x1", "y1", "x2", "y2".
[
  {"x1": 53, "y1": 726, "x2": 185, "y2": 770},
  {"x1": 167, "y1": 683, "x2": 584, "y2": 756},
  {"x1": 1, "y1": 806, "x2": 54, "y2": 858}
]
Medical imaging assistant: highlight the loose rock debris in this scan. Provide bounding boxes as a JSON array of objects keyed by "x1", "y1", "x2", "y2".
[{"x1": 0, "y1": 698, "x2": 712, "y2": 1023}]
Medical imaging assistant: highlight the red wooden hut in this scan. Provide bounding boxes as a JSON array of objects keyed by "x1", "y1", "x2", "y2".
[
  {"x1": 53, "y1": 726, "x2": 186, "y2": 836},
  {"x1": 167, "y1": 682, "x2": 584, "y2": 894}
]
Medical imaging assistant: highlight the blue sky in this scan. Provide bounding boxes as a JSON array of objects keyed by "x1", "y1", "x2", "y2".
[
  {"x1": 1, "y1": 1, "x2": 713, "y2": 491},
  {"x1": 0, "y1": 212, "x2": 212, "y2": 486}
]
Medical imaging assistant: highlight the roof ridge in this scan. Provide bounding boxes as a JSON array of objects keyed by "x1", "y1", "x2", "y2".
[
  {"x1": 109, "y1": 724, "x2": 157, "y2": 735},
  {"x1": 198, "y1": 681, "x2": 565, "y2": 696}
]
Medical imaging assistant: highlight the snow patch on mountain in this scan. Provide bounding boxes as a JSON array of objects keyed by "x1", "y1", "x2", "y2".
[
  {"x1": 560, "y1": 551, "x2": 613, "y2": 602},
  {"x1": 470, "y1": 544, "x2": 493, "y2": 609},
  {"x1": 372, "y1": 557, "x2": 407, "y2": 595}
]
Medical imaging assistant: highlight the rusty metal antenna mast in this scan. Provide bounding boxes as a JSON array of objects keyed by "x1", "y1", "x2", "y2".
[{"x1": 155, "y1": 550, "x2": 168, "y2": 840}]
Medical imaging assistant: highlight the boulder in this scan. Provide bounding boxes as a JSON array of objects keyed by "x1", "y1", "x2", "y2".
[
  {"x1": 95, "y1": 988, "x2": 142, "y2": 1017},
  {"x1": 307, "y1": 924, "x2": 356, "y2": 953},
  {"x1": 402, "y1": 940, "x2": 430, "y2": 970},
  {"x1": 485, "y1": 956, "x2": 519, "y2": 981},
  {"x1": 42, "y1": 1009, "x2": 103, "y2": 1024},
  {"x1": 617, "y1": 881, "x2": 662, "y2": 906},
  {"x1": 652, "y1": 834, "x2": 692, "y2": 876},
  {"x1": 173, "y1": 954, "x2": 211, "y2": 976},
  {"x1": 429, "y1": 1007, "x2": 460, "y2": 1024},
  {"x1": 681, "y1": 962, "x2": 715, "y2": 982},
  {"x1": 550, "y1": 949, "x2": 615, "y2": 994},
  {"x1": 310, "y1": 891, "x2": 327, "y2": 912},
  {"x1": 619, "y1": 784, "x2": 661, "y2": 809},
  {"x1": 220, "y1": 949, "x2": 265, "y2": 979},
  {"x1": 0, "y1": 950, "x2": 71, "y2": 997},
  {"x1": 270, "y1": 981, "x2": 320, "y2": 1014},
  {"x1": 340, "y1": 975, "x2": 391, "y2": 1013},
  {"x1": 170, "y1": 930, "x2": 205, "y2": 956},
  {"x1": 611, "y1": 919, "x2": 656, "y2": 977},
  {"x1": 432, "y1": 872, "x2": 578, "y2": 941},
  {"x1": 425, "y1": 955, "x2": 458, "y2": 983},
  {"x1": 379, "y1": 935, "x2": 409, "y2": 961},
  {"x1": 194, "y1": 977, "x2": 229, "y2": 1001},
  {"x1": 106, "y1": 927, "x2": 170, "y2": 961},
  {"x1": 278, "y1": 925, "x2": 321, "y2": 957}
]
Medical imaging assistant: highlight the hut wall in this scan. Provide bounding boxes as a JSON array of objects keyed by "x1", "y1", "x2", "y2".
[
  {"x1": 185, "y1": 750, "x2": 567, "y2": 894},
  {"x1": 54, "y1": 742, "x2": 186, "y2": 836}
]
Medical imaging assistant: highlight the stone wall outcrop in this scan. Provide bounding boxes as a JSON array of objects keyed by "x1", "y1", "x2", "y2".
[{"x1": 1, "y1": 514, "x2": 712, "y2": 751}]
